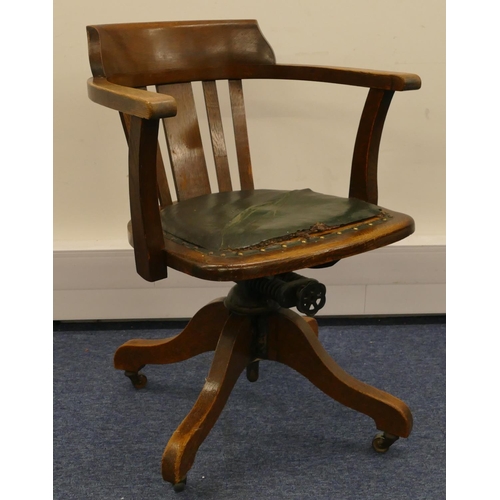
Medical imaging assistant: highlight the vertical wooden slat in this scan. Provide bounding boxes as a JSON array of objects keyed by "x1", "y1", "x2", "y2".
[
  {"x1": 157, "y1": 83, "x2": 211, "y2": 201},
  {"x1": 228, "y1": 79, "x2": 254, "y2": 190},
  {"x1": 202, "y1": 80, "x2": 233, "y2": 192},
  {"x1": 120, "y1": 111, "x2": 172, "y2": 207}
]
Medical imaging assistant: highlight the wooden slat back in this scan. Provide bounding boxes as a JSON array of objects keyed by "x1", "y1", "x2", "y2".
[
  {"x1": 229, "y1": 79, "x2": 254, "y2": 190},
  {"x1": 118, "y1": 78, "x2": 256, "y2": 204},
  {"x1": 157, "y1": 82, "x2": 211, "y2": 202},
  {"x1": 88, "y1": 20, "x2": 274, "y2": 201},
  {"x1": 158, "y1": 78, "x2": 255, "y2": 198},
  {"x1": 202, "y1": 81, "x2": 233, "y2": 192}
]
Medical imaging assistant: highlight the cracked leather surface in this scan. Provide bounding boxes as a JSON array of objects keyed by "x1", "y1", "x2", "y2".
[{"x1": 160, "y1": 189, "x2": 383, "y2": 251}]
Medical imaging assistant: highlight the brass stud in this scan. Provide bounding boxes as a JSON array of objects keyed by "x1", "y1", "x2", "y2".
[
  {"x1": 368, "y1": 223, "x2": 373, "y2": 226},
  {"x1": 301, "y1": 240, "x2": 307, "y2": 243},
  {"x1": 319, "y1": 236, "x2": 325, "y2": 239},
  {"x1": 237, "y1": 252, "x2": 244, "y2": 256},
  {"x1": 382, "y1": 218, "x2": 387, "y2": 221},
  {"x1": 336, "y1": 231, "x2": 342, "y2": 235},
  {"x1": 353, "y1": 227, "x2": 359, "y2": 231},
  {"x1": 281, "y1": 244, "x2": 287, "y2": 248},
  {"x1": 260, "y1": 248, "x2": 266, "y2": 252},
  {"x1": 220, "y1": 253, "x2": 226, "y2": 257}
]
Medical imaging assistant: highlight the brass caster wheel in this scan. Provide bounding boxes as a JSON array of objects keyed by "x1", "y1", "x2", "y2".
[
  {"x1": 124, "y1": 369, "x2": 148, "y2": 389},
  {"x1": 173, "y1": 478, "x2": 187, "y2": 493},
  {"x1": 372, "y1": 431, "x2": 399, "y2": 453}
]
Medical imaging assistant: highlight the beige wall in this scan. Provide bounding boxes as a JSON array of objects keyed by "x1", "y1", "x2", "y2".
[{"x1": 54, "y1": 0, "x2": 445, "y2": 250}]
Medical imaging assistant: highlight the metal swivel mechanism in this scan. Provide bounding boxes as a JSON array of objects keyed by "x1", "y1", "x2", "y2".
[
  {"x1": 226, "y1": 272, "x2": 327, "y2": 317},
  {"x1": 245, "y1": 272, "x2": 326, "y2": 316}
]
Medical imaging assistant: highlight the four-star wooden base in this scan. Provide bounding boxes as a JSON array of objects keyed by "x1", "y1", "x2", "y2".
[{"x1": 114, "y1": 296, "x2": 412, "y2": 491}]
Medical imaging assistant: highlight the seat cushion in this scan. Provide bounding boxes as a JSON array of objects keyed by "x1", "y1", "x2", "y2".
[{"x1": 160, "y1": 189, "x2": 384, "y2": 252}]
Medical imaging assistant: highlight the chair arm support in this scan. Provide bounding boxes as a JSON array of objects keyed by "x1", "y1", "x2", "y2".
[
  {"x1": 87, "y1": 77, "x2": 178, "y2": 119},
  {"x1": 128, "y1": 116, "x2": 167, "y2": 282},
  {"x1": 349, "y1": 89, "x2": 395, "y2": 204},
  {"x1": 247, "y1": 65, "x2": 420, "y2": 204},
  {"x1": 109, "y1": 63, "x2": 420, "y2": 92},
  {"x1": 257, "y1": 65, "x2": 420, "y2": 203},
  {"x1": 248, "y1": 64, "x2": 421, "y2": 92}
]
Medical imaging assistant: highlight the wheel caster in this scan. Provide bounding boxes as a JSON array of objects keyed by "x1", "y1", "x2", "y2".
[
  {"x1": 124, "y1": 370, "x2": 148, "y2": 389},
  {"x1": 372, "y1": 431, "x2": 399, "y2": 453},
  {"x1": 173, "y1": 478, "x2": 187, "y2": 492},
  {"x1": 246, "y1": 360, "x2": 259, "y2": 382}
]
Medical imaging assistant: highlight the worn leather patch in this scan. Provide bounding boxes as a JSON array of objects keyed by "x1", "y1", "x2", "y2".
[{"x1": 160, "y1": 189, "x2": 383, "y2": 251}]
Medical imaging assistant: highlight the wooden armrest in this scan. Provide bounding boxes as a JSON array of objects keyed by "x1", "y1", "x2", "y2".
[
  {"x1": 246, "y1": 64, "x2": 421, "y2": 91},
  {"x1": 87, "y1": 77, "x2": 177, "y2": 119}
]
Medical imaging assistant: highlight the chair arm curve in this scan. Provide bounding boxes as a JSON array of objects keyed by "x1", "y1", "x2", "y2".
[
  {"x1": 251, "y1": 64, "x2": 421, "y2": 91},
  {"x1": 87, "y1": 77, "x2": 178, "y2": 119}
]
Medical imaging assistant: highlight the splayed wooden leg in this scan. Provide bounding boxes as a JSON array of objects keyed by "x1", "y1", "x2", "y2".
[
  {"x1": 266, "y1": 308, "x2": 413, "y2": 438},
  {"x1": 162, "y1": 313, "x2": 254, "y2": 486},
  {"x1": 303, "y1": 316, "x2": 319, "y2": 336},
  {"x1": 114, "y1": 298, "x2": 229, "y2": 373}
]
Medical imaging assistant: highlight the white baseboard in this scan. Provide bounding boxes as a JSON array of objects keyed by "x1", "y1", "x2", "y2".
[{"x1": 53, "y1": 242, "x2": 445, "y2": 320}]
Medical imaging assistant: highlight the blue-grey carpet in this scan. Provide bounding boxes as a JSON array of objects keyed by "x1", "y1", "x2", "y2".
[{"x1": 53, "y1": 317, "x2": 445, "y2": 499}]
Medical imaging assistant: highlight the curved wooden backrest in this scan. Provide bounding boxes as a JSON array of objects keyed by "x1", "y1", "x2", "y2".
[
  {"x1": 88, "y1": 20, "x2": 274, "y2": 203},
  {"x1": 87, "y1": 20, "x2": 276, "y2": 86}
]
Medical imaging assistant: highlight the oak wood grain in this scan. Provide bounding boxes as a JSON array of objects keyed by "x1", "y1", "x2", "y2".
[
  {"x1": 267, "y1": 308, "x2": 413, "y2": 437},
  {"x1": 128, "y1": 115, "x2": 167, "y2": 281},
  {"x1": 114, "y1": 298, "x2": 229, "y2": 371},
  {"x1": 87, "y1": 21, "x2": 419, "y2": 91},
  {"x1": 350, "y1": 89, "x2": 395, "y2": 204},
  {"x1": 161, "y1": 313, "x2": 253, "y2": 484},
  {"x1": 120, "y1": 111, "x2": 172, "y2": 207},
  {"x1": 158, "y1": 83, "x2": 212, "y2": 201},
  {"x1": 87, "y1": 77, "x2": 177, "y2": 119},
  {"x1": 86, "y1": 20, "x2": 275, "y2": 85},
  {"x1": 202, "y1": 80, "x2": 233, "y2": 192},
  {"x1": 229, "y1": 79, "x2": 254, "y2": 190}
]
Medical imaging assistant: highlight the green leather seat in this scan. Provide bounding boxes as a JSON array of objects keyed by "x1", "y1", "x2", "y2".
[{"x1": 160, "y1": 188, "x2": 385, "y2": 252}]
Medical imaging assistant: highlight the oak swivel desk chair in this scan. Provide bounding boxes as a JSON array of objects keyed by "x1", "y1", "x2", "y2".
[{"x1": 86, "y1": 20, "x2": 421, "y2": 492}]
